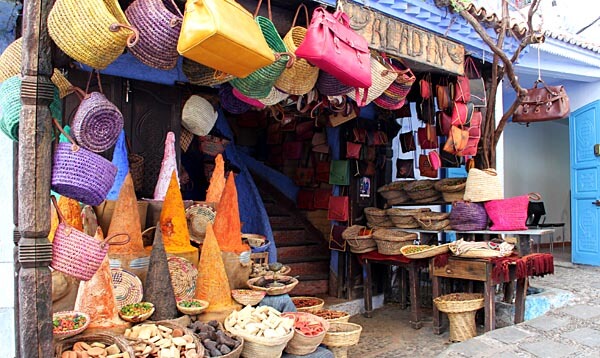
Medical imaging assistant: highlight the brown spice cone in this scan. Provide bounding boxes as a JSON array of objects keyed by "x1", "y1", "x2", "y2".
[
  {"x1": 144, "y1": 224, "x2": 178, "y2": 321},
  {"x1": 108, "y1": 173, "x2": 145, "y2": 254},
  {"x1": 195, "y1": 223, "x2": 237, "y2": 312},
  {"x1": 74, "y1": 227, "x2": 128, "y2": 330}
]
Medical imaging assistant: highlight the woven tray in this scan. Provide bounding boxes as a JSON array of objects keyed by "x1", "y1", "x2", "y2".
[
  {"x1": 386, "y1": 194, "x2": 411, "y2": 205},
  {"x1": 291, "y1": 296, "x2": 325, "y2": 313},
  {"x1": 55, "y1": 332, "x2": 135, "y2": 357},
  {"x1": 111, "y1": 268, "x2": 143, "y2": 309},
  {"x1": 403, "y1": 180, "x2": 436, "y2": 193},
  {"x1": 400, "y1": 244, "x2": 450, "y2": 259},
  {"x1": 167, "y1": 256, "x2": 198, "y2": 302}
]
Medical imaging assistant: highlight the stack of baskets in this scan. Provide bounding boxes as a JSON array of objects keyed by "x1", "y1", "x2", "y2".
[
  {"x1": 372, "y1": 229, "x2": 417, "y2": 255},
  {"x1": 342, "y1": 225, "x2": 376, "y2": 253},
  {"x1": 364, "y1": 207, "x2": 392, "y2": 228},
  {"x1": 322, "y1": 322, "x2": 363, "y2": 358},
  {"x1": 385, "y1": 208, "x2": 430, "y2": 229},
  {"x1": 434, "y1": 178, "x2": 467, "y2": 203},
  {"x1": 377, "y1": 181, "x2": 409, "y2": 206},
  {"x1": 414, "y1": 211, "x2": 451, "y2": 231},
  {"x1": 433, "y1": 293, "x2": 484, "y2": 342},
  {"x1": 403, "y1": 180, "x2": 441, "y2": 203}
]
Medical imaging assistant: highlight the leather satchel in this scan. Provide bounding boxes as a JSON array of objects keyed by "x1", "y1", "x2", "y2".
[
  {"x1": 294, "y1": 167, "x2": 314, "y2": 187},
  {"x1": 465, "y1": 57, "x2": 486, "y2": 108},
  {"x1": 316, "y1": 160, "x2": 330, "y2": 183},
  {"x1": 329, "y1": 160, "x2": 350, "y2": 185},
  {"x1": 454, "y1": 75, "x2": 471, "y2": 103},
  {"x1": 513, "y1": 80, "x2": 570, "y2": 123},
  {"x1": 329, "y1": 224, "x2": 347, "y2": 251},
  {"x1": 436, "y1": 110, "x2": 452, "y2": 136},
  {"x1": 452, "y1": 101, "x2": 474, "y2": 126},
  {"x1": 346, "y1": 142, "x2": 362, "y2": 159},
  {"x1": 296, "y1": 7, "x2": 371, "y2": 89},
  {"x1": 396, "y1": 158, "x2": 414, "y2": 179},
  {"x1": 177, "y1": 0, "x2": 275, "y2": 78},
  {"x1": 443, "y1": 125, "x2": 469, "y2": 154},
  {"x1": 296, "y1": 120, "x2": 314, "y2": 141},
  {"x1": 440, "y1": 150, "x2": 461, "y2": 168},
  {"x1": 458, "y1": 110, "x2": 482, "y2": 157},
  {"x1": 428, "y1": 150, "x2": 441, "y2": 170},
  {"x1": 313, "y1": 188, "x2": 331, "y2": 209},
  {"x1": 436, "y1": 78, "x2": 451, "y2": 111},
  {"x1": 419, "y1": 154, "x2": 437, "y2": 178},
  {"x1": 417, "y1": 124, "x2": 438, "y2": 149},
  {"x1": 400, "y1": 131, "x2": 415, "y2": 153},
  {"x1": 328, "y1": 195, "x2": 349, "y2": 221}
]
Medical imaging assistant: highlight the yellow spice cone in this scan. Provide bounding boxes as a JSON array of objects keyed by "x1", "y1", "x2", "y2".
[
  {"x1": 108, "y1": 173, "x2": 145, "y2": 254},
  {"x1": 206, "y1": 154, "x2": 226, "y2": 204},
  {"x1": 195, "y1": 223, "x2": 237, "y2": 312},
  {"x1": 74, "y1": 227, "x2": 129, "y2": 330},
  {"x1": 49, "y1": 195, "x2": 83, "y2": 243},
  {"x1": 160, "y1": 170, "x2": 197, "y2": 254},
  {"x1": 213, "y1": 173, "x2": 250, "y2": 254}
]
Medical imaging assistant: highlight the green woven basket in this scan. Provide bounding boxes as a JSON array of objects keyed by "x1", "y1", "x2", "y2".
[
  {"x1": 230, "y1": 16, "x2": 293, "y2": 99},
  {"x1": 0, "y1": 76, "x2": 62, "y2": 141}
]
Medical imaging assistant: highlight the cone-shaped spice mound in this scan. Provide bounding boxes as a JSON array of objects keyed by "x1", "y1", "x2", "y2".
[
  {"x1": 154, "y1": 131, "x2": 178, "y2": 200},
  {"x1": 144, "y1": 224, "x2": 178, "y2": 321},
  {"x1": 107, "y1": 130, "x2": 129, "y2": 201},
  {"x1": 74, "y1": 228, "x2": 128, "y2": 329},
  {"x1": 160, "y1": 171, "x2": 196, "y2": 254},
  {"x1": 205, "y1": 154, "x2": 226, "y2": 204},
  {"x1": 195, "y1": 223, "x2": 237, "y2": 311},
  {"x1": 108, "y1": 173, "x2": 145, "y2": 255},
  {"x1": 49, "y1": 195, "x2": 82, "y2": 243},
  {"x1": 212, "y1": 174, "x2": 250, "y2": 254}
]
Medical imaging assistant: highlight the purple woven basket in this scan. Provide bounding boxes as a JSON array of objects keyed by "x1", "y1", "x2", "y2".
[
  {"x1": 219, "y1": 83, "x2": 251, "y2": 114},
  {"x1": 52, "y1": 142, "x2": 118, "y2": 206},
  {"x1": 125, "y1": 0, "x2": 183, "y2": 70},
  {"x1": 71, "y1": 92, "x2": 124, "y2": 152},
  {"x1": 316, "y1": 71, "x2": 353, "y2": 96},
  {"x1": 449, "y1": 201, "x2": 488, "y2": 231}
]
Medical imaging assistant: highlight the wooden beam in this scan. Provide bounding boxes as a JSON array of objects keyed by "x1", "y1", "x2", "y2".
[{"x1": 17, "y1": 0, "x2": 54, "y2": 355}]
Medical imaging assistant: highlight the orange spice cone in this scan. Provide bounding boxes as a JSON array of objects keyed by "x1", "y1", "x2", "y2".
[
  {"x1": 205, "y1": 153, "x2": 226, "y2": 205},
  {"x1": 212, "y1": 173, "x2": 250, "y2": 254},
  {"x1": 153, "y1": 131, "x2": 178, "y2": 200},
  {"x1": 49, "y1": 195, "x2": 82, "y2": 243},
  {"x1": 195, "y1": 223, "x2": 239, "y2": 312},
  {"x1": 160, "y1": 171, "x2": 196, "y2": 253},
  {"x1": 144, "y1": 224, "x2": 178, "y2": 321},
  {"x1": 74, "y1": 227, "x2": 129, "y2": 330},
  {"x1": 107, "y1": 173, "x2": 149, "y2": 284}
]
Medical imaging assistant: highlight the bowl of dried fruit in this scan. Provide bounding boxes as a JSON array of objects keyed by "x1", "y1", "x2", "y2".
[
  {"x1": 53, "y1": 311, "x2": 90, "y2": 338},
  {"x1": 400, "y1": 244, "x2": 450, "y2": 259},
  {"x1": 247, "y1": 275, "x2": 299, "y2": 296},
  {"x1": 118, "y1": 302, "x2": 154, "y2": 323},
  {"x1": 291, "y1": 296, "x2": 325, "y2": 313},
  {"x1": 312, "y1": 309, "x2": 350, "y2": 323},
  {"x1": 177, "y1": 298, "x2": 209, "y2": 315}
]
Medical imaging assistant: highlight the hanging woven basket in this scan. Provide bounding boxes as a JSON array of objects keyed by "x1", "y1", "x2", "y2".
[
  {"x1": 125, "y1": 0, "x2": 183, "y2": 70},
  {"x1": 182, "y1": 58, "x2": 234, "y2": 87},
  {"x1": 48, "y1": 0, "x2": 139, "y2": 69}
]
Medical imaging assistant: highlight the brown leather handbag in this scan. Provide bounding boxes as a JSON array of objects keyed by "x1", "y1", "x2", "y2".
[
  {"x1": 513, "y1": 80, "x2": 570, "y2": 123},
  {"x1": 419, "y1": 153, "x2": 437, "y2": 178}
]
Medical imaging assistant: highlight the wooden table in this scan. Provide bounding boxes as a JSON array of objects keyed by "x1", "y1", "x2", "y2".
[
  {"x1": 357, "y1": 251, "x2": 429, "y2": 329},
  {"x1": 430, "y1": 256, "x2": 530, "y2": 334}
]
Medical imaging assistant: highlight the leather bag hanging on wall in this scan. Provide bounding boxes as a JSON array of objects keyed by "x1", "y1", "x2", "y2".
[
  {"x1": 440, "y1": 150, "x2": 462, "y2": 168},
  {"x1": 313, "y1": 188, "x2": 331, "y2": 209},
  {"x1": 417, "y1": 123, "x2": 438, "y2": 149},
  {"x1": 454, "y1": 74, "x2": 470, "y2": 103},
  {"x1": 465, "y1": 57, "x2": 486, "y2": 108},
  {"x1": 329, "y1": 224, "x2": 346, "y2": 251},
  {"x1": 443, "y1": 126, "x2": 469, "y2": 155},
  {"x1": 513, "y1": 80, "x2": 570, "y2": 123},
  {"x1": 177, "y1": 0, "x2": 276, "y2": 78},
  {"x1": 328, "y1": 186, "x2": 349, "y2": 222},
  {"x1": 297, "y1": 189, "x2": 315, "y2": 210},
  {"x1": 399, "y1": 118, "x2": 415, "y2": 153},
  {"x1": 396, "y1": 158, "x2": 414, "y2": 179},
  {"x1": 457, "y1": 110, "x2": 482, "y2": 157},
  {"x1": 295, "y1": 7, "x2": 372, "y2": 89},
  {"x1": 316, "y1": 159, "x2": 330, "y2": 183},
  {"x1": 452, "y1": 101, "x2": 474, "y2": 127},
  {"x1": 329, "y1": 160, "x2": 350, "y2": 185},
  {"x1": 436, "y1": 77, "x2": 451, "y2": 112},
  {"x1": 419, "y1": 153, "x2": 438, "y2": 178},
  {"x1": 346, "y1": 142, "x2": 362, "y2": 159}
]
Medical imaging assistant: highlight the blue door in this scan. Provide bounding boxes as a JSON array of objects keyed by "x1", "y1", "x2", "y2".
[{"x1": 570, "y1": 100, "x2": 600, "y2": 265}]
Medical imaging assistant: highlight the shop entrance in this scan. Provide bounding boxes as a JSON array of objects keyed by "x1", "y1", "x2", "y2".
[{"x1": 570, "y1": 100, "x2": 600, "y2": 265}]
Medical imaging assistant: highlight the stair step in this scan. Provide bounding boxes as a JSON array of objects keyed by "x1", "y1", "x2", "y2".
[
  {"x1": 272, "y1": 229, "x2": 310, "y2": 243},
  {"x1": 284, "y1": 259, "x2": 330, "y2": 276},
  {"x1": 269, "y1": 216, "x2": 305, "y2": 230},
  {"x1": 277, "y1": 245, "x2": 329, "y2": 262},
  {"x1": 294, "y1": 275, "x2": 329, "y2": 296},
  {"x1": 263, "y1": 202, "x2": 289, "y2": 216}
]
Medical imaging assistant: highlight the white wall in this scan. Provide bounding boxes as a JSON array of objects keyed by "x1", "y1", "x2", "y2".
[
  {"x1": 503, "y1": 116, "x2": 571, "y2": 243},
  {"x1": 0, "y1": 134, "x2": 14, "y2": 356},
  {"x1": 563, "y1": 80, "x2": 600, "y2": 112}
]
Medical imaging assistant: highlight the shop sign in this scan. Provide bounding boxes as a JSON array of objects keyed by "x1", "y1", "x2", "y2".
[{"x1": 343, "y1": 1, "x2": 465, "y2": 75}]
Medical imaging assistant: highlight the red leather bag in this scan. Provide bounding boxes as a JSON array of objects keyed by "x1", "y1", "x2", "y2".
[
  {"x1": 437, "y1": 110, "x2": 452, "y2": 136},
  {"x1": 452, "y1": 101, "x2": 474, "y2": 126},
  {"x1": 428, "y1": 150, "x2": 441, "y2": 170},
  {"x1": 296, "y1": 120, "x2": 314, "y2": 141},
  {"x1": 313, "y1": 189, "x2": 331, "y2": 209},
  {"x1": 417, "y1": 124, "x2": 438, "y2": 149},
  {"x1": 346, "y1": 142, "x2": 362, "y2": 159},
  {"x1": 316, "y1": 160, "x2": 330, "y2": 183},
  {"x1": 297, "y1": 189, "x2": 315, "y2": 210},
  {"x1": 296, "y1": 7, "x2": 371, "y2": 89},
  {"x1": 457, "y1": 110, "x2": 482, "y2": 157},
  {"x1": 419, "y1": 154, "x2": 437, "y2": 178},
  {"x1": 454, "y1": 75, "x2": 471, "y2": 103},
  {"x1": 328, "y1": 195, "x2": 349, "y2": 221}
]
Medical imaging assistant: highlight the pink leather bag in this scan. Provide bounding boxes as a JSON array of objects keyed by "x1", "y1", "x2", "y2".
[{"x1": 295, "y1": 7, "x2": 371, "y2": 90}]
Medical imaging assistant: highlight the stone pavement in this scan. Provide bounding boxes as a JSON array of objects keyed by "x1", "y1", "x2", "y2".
[
  {"x1": 439, "y1": 254, "x2": 600, "y2": 358},
  {"x1": 343, "y1": 251, "x2": 600, "y2": 358}
]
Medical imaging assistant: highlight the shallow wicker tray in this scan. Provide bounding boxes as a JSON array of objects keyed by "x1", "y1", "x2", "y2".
[
  {"x1": 291, "y1": 296, "x2": 325, "y2": 313},
  {"x1": 119, "y1": 302, "x2": 155, "y2": 323},
  {"x1": 55, "y1": 332, "x2": 135, "y2": 357},
  {"x1": 247, "y1": 275, "x2": 299, "y2": 296},
  {"x1": 403, "y1": 180, "x2": 437, "y2": 193},
  {"x1": 177, "y1": 299, "x2": 209, "y2": 315},
  {"x1": 53, "y1": 311, "x2": 90, "y2": 339},
  {"x1": 231, "y1": 289, "x2": 266, "y2": 306},
  {"x1": 433, "y1": 293, "x2": 484, "y2": 313},
  {"x1": 400, "y1": 244, "x2": 451, "y2": 259}
]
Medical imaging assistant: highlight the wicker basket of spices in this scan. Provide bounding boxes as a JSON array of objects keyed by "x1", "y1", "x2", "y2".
[
  {"x1": 372, "y1": 229, "x2": 417, "y2": 255},
  {"x1": 342, "y1": 225, "x2": 376, "y2": 253}
]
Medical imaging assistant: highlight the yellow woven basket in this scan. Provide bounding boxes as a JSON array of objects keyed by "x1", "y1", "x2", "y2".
[{"x1": 48, "y1": 0, "x2": 138, "y2": 69}]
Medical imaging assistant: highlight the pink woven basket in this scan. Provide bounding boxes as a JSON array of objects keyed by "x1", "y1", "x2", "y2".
[
  {"x1": 51, "y1": 196, "x2": 130, "y2": 281},
  {"x1": 484, "y1": 193, "x2": 541, "y2": 231}
]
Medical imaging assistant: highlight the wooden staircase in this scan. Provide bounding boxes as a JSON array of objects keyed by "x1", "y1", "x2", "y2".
[{"x1": 253, "y1": 178, "x2": 331, "y2": 296}]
